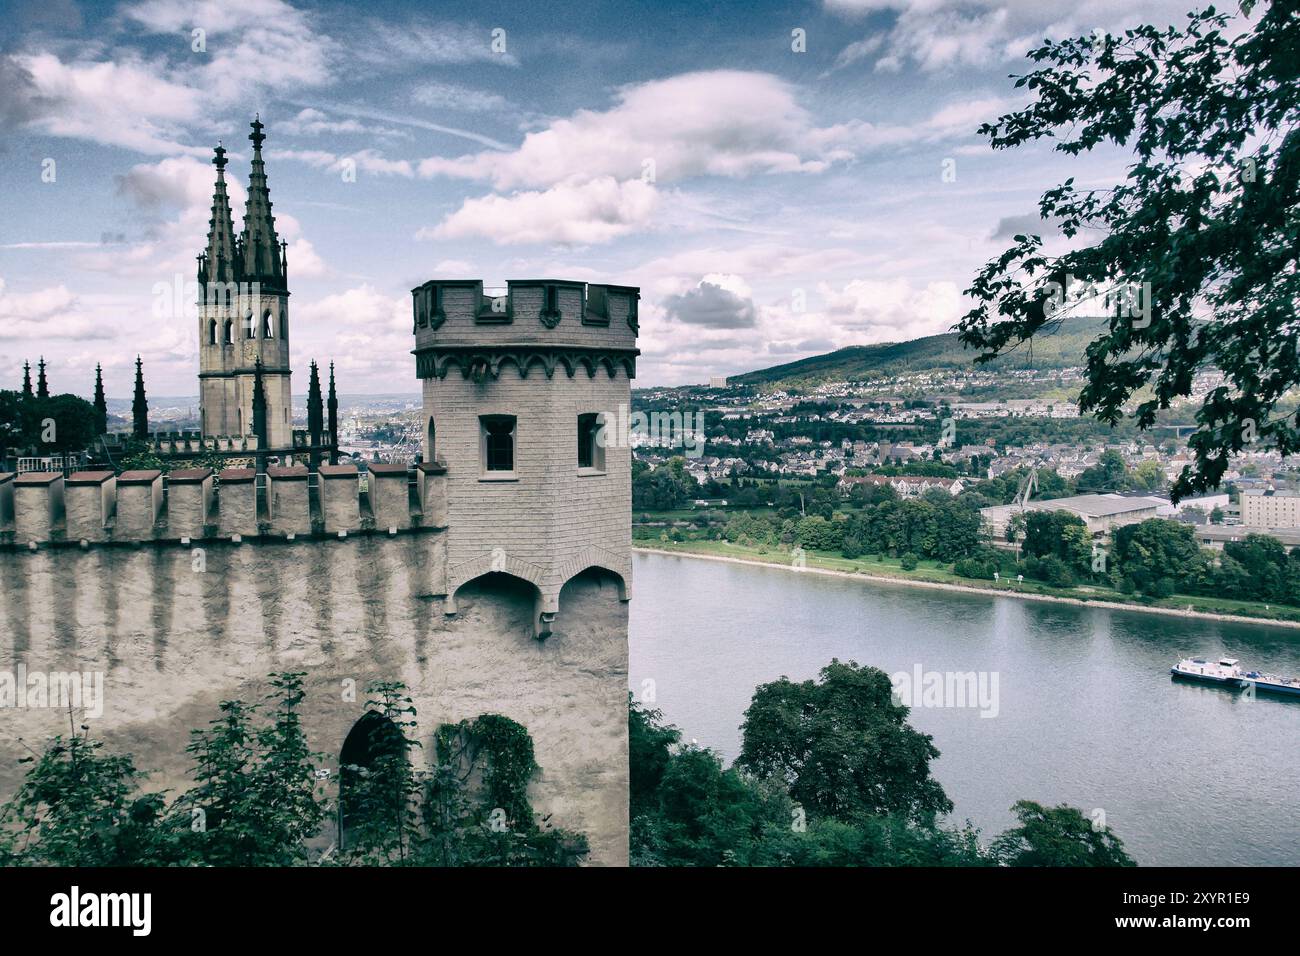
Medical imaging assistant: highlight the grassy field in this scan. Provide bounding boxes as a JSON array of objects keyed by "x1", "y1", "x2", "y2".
[{"x1": 634, "y1": 537, "x2": 1300, "y2": 626}]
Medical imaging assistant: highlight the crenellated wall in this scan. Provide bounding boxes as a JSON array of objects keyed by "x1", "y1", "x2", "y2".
[{"x1": 0, "y1": 464, "x2": 446, "y2": 547}]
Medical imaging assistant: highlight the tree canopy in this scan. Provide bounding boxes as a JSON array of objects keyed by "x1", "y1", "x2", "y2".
[
  {"x1": 737, "y1": 660, "x2": 953, "y2": 826},
  {"x1": 959, "y1": 2, "x2": 1299, "y2": 501},
  {"x1": 0, "y1": 390, "x2": 99, "y2": 454}
]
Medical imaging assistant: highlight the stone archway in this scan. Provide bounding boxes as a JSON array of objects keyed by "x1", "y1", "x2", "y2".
[{"x1": 337, "y1": 710, "x2": 407, "y2": 850}]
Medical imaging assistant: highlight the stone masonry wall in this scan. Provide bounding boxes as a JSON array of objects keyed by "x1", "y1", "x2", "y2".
[{"x1": 0, "y1": 536, "x2": 629, "y2": 865}]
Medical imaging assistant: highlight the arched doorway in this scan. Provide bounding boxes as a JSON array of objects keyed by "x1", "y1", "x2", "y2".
[{"x1": 338, "y1": 711, "x2": 408, "y2": 850}]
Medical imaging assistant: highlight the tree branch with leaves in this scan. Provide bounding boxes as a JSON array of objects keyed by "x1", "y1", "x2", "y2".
[{"x1": 960, "y1": 1, "x2": 1298, "y2": 500}]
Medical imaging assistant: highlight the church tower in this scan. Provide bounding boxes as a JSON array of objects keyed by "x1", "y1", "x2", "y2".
[{"x1": 198, "y1": 117, "x2": 292, "y2": 448}]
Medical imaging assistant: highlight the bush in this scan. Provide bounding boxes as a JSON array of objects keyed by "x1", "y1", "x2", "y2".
[
  {"x1": 899, "y1": 553, "x2": 919, "y2": 571},
  {"x1": 954, "y1": 557, "x2": 995, "y2": 580}
]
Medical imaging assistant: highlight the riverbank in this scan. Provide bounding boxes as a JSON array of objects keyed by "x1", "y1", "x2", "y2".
[{"x1": 634, "y1": 540, "x2": 1300, "y2": 630}]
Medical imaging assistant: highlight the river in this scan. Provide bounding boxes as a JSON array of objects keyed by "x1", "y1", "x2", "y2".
[{"x1": 628, "y1": 552, "x2": 1300, "y2": 866}]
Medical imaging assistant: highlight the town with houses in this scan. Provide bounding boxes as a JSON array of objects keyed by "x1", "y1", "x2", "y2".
[{"x1": 623, "y1": 363, "x2": 1300, "y2": 551}]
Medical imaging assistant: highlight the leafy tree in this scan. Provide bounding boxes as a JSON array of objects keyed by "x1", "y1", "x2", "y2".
[
  {"x1": 251, "y1": 672, "x2": 328, "y2": 863},
  {"x1": 1112, "y1": 518, "x2": 1207, "y2": 591},
  {"x1": 640, "y1": 746, "x2": 772, "y2": 866},
  {"x1": 629, "y1": 695, "x2": 682, "y2": 821},
  {"x1": 1059, "y1": 522, "x2": 1095, "y2": 575},
  {"x1": 737, "y1": 660, "x2": 952, "y2": 826},
  {"x1": 1022, "y1": 510, "x2": 1089, "y2": 563},
  {"x1": 0, "y1": 390, "x2": 99, "y2": 455},
  {"x1": 1026, "y1": 554, "x2": 1076, "y2": 588},
  {"x1": 0, "y1": 390, "x2": 23, "y2": 450},
  {"x1": 959, "y1": 2, "x2": 1300, "y2": 500},
  {"x1": 1133, "y1": 459, "x2": 1165, "y2": 491},
  {"x1": 628, "y1": 700, "x2": 988, "y2": 868},
  {"x1": 841, "y1": 534, "x2": 864, "y2": 559},
  {"x1": 174, "y1": 699, "x2": 261, "y2": 864},
  {"x1": 1076, "y1": 450, "x2": 1130, "y2": 493},
  {"x1": 628, "y1": 679, "x2": 1129, "y2": 867},
  {"x1": 991, "y1": 800, "x2": 1136, "y2": 867},
  {"x1": 0, "y1": 729, "x2": 166, "y2": 866},
  {"x1": 632, "y1": 456, "x2": 699, "y2": 510},
  {"x1": 795, "y1": 514, "x2": 845, "y2": 551},
  {"x1": 33, "y1": 394, "x2": 100, "y2": 453},
  {"x1": 169, "y1": 672, "x2": 328, "y2": 866},
  {"x1": 1221, "y1": 533, "x2": 1295, "y2": 602}
]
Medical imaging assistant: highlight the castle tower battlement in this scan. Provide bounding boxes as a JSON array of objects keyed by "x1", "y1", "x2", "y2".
[
  {"x1": 0, "y1": 464, "x2": 448, "y2": 548},
  {"x1": 412, "y1": 279, "x2": 639, "y2": 377},
  {"x1": 412, "y1": 278, "x2": 638, "y2": 638}
]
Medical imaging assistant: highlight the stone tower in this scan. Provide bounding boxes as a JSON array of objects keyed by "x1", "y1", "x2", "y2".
[
  {"x1": 197, "y1": 118, "x2": 292, "y2": 448},
  {"x1": 412, "y1": 279, "x2": 640, "y2": 636}
]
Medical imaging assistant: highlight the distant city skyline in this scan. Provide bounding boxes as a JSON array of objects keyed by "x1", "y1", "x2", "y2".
[{"x1": 1, "y1": 0, "x2": 1218, "y2": 397}]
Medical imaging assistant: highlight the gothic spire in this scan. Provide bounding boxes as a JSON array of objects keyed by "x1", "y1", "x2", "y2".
[
  {"x1": 251, "y1": 357, "x2": 268, "y2": 445},
  {"x1": 327, "y1": 361, "x2": 339, "y2": 465},
  {"x1": 21, "y1": 360, "x2": 32, "y2": 397},
  {"x1": 93, "y1": 363, "x2": 108, "y2": 435},
  {"x1": 307, "y1": 360, "x2": 323, "y2": 446},
  {"x1": 240, "y1": 116, "x2": 283, "y2": 287},
  {"x1": 132, "y1": 356, "x2": 148, "y2": 439},
  {"x1": 36, "y1": 357, "x2": 48, "y2": 399},
  {"x1": 204, "y1": 142, "x2": 238, "y2": 287}
]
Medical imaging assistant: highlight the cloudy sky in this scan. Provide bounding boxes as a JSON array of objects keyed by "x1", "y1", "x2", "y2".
[{"x1": 0, "y1": 0, "x2": 1222, "y2": 397}]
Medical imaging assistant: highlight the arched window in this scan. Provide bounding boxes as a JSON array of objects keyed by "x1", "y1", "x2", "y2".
[
  {"x1": 262, "y1": 309, "x2": 274, "y2": 338},
  {"x1": 244, "y1": 313, "x2": 256, "y2": 339},
  {"x1": 223, "y1": 320, "x2": 233, "y2": 344},
  {"x1": 208, "y1": 319, "x2": 217, "y2": 345},
  {"x1": 338, "y1": 712, "x2": 408, "y2": 850},
  {"x1": 280, "y1": 314, "x2": 288, "y2": 339},
  {"x1": 480, "y1": 415, "x2": 516, "y2": 474},
  {"x1": 426, "y1": 416, "x2": 436, "y2": 462}
]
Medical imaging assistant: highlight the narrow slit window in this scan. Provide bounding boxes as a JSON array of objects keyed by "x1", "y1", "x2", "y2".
[
  {"x1": 542, "y1": 284, "x2": 561, "y2": 323},
  {"x1": 578, "y1": 413, "x2": 603, "y2": 470}
]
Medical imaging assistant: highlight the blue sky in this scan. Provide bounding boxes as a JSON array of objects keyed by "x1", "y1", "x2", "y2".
[{"x1": 0, "y1": 0, "x2": 1223, "y2": 396}]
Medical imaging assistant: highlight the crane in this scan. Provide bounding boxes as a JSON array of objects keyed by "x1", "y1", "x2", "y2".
[{"x1": 1014, "y1": 467, "x2": 1038, "y2": 511}]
